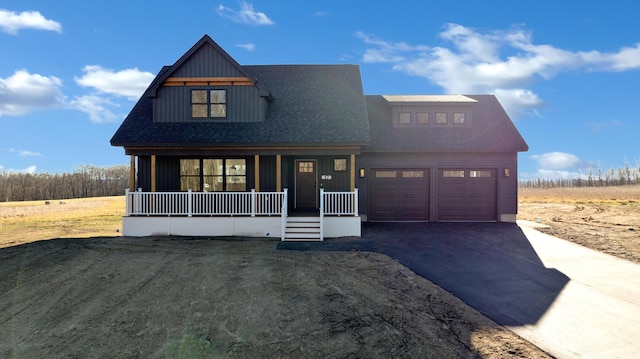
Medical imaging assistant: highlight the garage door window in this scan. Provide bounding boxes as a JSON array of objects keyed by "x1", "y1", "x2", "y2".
[
  {"x1": 443, "y1": 170, "x2": 465, "y2": 177},
  {"x1": 470, "y1": 170, "x2": 492, "y2": 178},
  {"x1": 402, "y1": 170, "x2": 424, "y2": 178},
  {"x1": 375, "y1": 170, "x2": 397, "y2": 178}
]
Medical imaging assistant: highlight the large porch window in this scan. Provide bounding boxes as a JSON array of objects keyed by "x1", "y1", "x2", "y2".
[{"x1": 180, "y1": 158, "x2": 246, "y2": 191}]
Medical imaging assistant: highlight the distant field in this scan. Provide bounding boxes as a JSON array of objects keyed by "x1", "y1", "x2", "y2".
[
  {"x1": 0, "y1": 196, "x2": 124, "y2": 248},
  {"x1": 519, "y1": 184, "x2": 640, "y2": 205}
]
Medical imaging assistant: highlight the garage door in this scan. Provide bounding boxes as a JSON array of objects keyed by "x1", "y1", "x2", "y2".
[
  {"x1": 370, "y1": 169, "x2": 429, "y2": 221},
  {"x1": 438, "y1": 169, "x2": 497, "y2": 221}
]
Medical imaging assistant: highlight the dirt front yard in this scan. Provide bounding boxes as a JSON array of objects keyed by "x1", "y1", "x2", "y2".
[
  {"x1": 0, "y1": 237, "x2": 551, "y2": 358},
  {"x1": 518, "y1": 185, "x2": 640, "y2": 264}
]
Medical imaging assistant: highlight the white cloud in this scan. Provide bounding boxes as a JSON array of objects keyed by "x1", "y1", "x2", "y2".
[
  {"x1": 217, "y1": 2, "x2": 274, "y2": 25},
  {"x1": 0, "y1": 164, "x2": 37, "y2": 174},
  {"x1": 0, "y1": 9, "x2": 62, "y2": 34},
  {"x1": 531, "y1": 152, "x2": 581, "y2": 170},
  {"x1": 314, "y1": 11, "x2": 329, "y2": 17},
  {"x1": 0, "y1": 70, "x2": 65, "y2": 116},
  {"x1": 237, "y1": 43, "x2": 256, "y2": 51},
  {"x1": 358, "y1": 24, "x2": 640, "y2": 119},
  {"x1": 9, "y1": 148, "x2": 42, "y2": 157},
  {"x1": 74, "y1": 65, "x2": 154, "y2": 100},
  {"x1": 69, "y1": 95, "x2": 118, "y2": 123}
]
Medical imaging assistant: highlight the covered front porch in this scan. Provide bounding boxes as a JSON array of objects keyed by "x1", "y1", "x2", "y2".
[{"x1": 122, "y1": 188, "x2": 360, "y2": 240}]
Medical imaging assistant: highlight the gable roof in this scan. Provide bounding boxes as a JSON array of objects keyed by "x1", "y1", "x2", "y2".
[
  {"x1": 145, "y1": 35, "x2": 260, "y2": 98},
  {"x1": 364, "y1": 94, "x2": 529, "y2": 152},
  {"x1": 110, "y1": 64, "x2": 371, "y2": 147}
]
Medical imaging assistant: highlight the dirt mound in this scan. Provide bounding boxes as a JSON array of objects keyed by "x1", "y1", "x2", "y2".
[{"x1": 0, "y1": 237, "x2": 549, "y2": 358}]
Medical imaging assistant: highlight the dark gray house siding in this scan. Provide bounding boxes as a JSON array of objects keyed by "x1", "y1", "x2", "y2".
[{"x1": 153, "y1": 85, "x2": 268, "y2": 123}]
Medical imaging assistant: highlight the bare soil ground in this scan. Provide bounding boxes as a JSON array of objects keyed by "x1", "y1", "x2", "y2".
[
  {"x1": 518, "y1": 185, "x2": 640, "y2": 264},
  {"x1": 0, "y1": 197, "x2": 554, "y2": 358},
  {"x1": 0, "y1": 237, "x2": 550, "y2": 358}
]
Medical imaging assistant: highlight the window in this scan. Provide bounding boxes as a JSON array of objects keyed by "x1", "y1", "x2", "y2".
[
  {"x1": 191, "y1": 89, "x2": 226, "y2": 118},
  {"x1": 180, "y1": 159, "x2": 201, "y2": 191},
  {"x1": 436, "y1": 112, "x2": 448, "y2": 125},
  {"x1": 298, "y1": 161, "x2": 314, "y2": 173},
  {"x1": 453, "y1": 112, "x2": 466, "y2": 124},
  {"x1": 375, "y1": 170, "x2": 397, "y2": 178},
  {"x1": 180, "y1": 158, "x2": 246, "y2": 191},
  {"x1": 443, "y1": 170, "x2": 465, "y2": 178},
  {"x1": 402, "y1": 170, "x2": 424, "y2": 178},
  {"x1": 416, "y1": 112, "x2": 429, "y2": 125},
  {"x1": 470, "y1": 170, "x2": 492, "y2": 178},
  {"x1": 334, "y1": 159, "x2": 347, "y2": 172},
  {"x1": 398, "y1": 112, "x2": 411, "y2": 125}
]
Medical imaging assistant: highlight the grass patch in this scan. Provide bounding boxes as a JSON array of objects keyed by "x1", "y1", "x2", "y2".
[{"x1": 0, "y1": 196, "x2": 124, "y2": 248}]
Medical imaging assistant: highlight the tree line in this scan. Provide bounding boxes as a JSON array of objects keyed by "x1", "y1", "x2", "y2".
[
  {"x1": 0, "y1": 165, "x2": 129, "y2": 202},
  {"x1": 519, "y1": 163, "x2": 640, "y2": 188}
]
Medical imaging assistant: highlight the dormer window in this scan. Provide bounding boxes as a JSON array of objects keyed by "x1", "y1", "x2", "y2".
[
  {"x1": 191, "y1": 89, "x2": 226, "y2": 118},
  {"x1": 435, "y1": 112, "x2": 448, "y2": 125},
  {"x1": 453, "y1": 112, "x2": 466, "y2": 124},
  {"x1": 398, "y1": 112, "x2": 411, "y2": 125}
]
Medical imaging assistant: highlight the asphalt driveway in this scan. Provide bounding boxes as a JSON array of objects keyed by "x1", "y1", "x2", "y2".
[{"x1": 278, "y1": 222, "x2": 640, "y2": 359}]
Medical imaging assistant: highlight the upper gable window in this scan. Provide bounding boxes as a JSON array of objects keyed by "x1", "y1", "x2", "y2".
[{"x1": 191, "y1": 89, "x2": 226, "y2": 118}]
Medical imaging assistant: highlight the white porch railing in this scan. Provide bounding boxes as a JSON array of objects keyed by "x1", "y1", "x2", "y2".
[
  {"x1": 125, "y1": 189, "x2": 285, "y2": 217},
  {"x1": 321, "y1": 188, "x2": 359, "y2": 216},
  {"x1": 124, "y1": 188, "x2": 359, "y2": 241}
]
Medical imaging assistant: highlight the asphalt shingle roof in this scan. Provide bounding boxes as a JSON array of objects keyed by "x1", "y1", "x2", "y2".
[
  {"x1": 364, "y1": 94, "x2": 529, "y2": 152},
  {"x1": 110, "y1": 64, "x2": 371, "y2": 147}
]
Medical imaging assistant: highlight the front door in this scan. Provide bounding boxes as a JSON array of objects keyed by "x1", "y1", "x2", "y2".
[{"x1": 295, "y1": 160, "x2": 317, "y2": 209}]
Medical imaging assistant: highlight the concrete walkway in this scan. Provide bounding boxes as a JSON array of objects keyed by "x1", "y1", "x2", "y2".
[{"x1": 515, "y1": 221, "x2": 640, "y2": 359}]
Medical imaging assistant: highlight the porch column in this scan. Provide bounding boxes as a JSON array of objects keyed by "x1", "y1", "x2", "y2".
[
  {"x1": 276, "y1": 155, "x2": 282, "y2": 192},
  {"x1": 254, "y1": 155, "x2": 260, "y2": 192},
  {"x1": 151, "y1": 154, "x2": 156, "y2": 192},
  {"x1": 350, "y1": 154, "x2": 356, "y2": 192},
  {"x1": 129, "y1": 155, "x2": 135, "y2": 190}
]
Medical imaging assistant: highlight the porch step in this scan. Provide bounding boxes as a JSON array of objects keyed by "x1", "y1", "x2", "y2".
[{"x1": 284, "y1": 217, "x2": 321, "y2": 241}]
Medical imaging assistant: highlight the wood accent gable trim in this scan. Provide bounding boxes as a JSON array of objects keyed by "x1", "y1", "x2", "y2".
[{"x1": 163, "y1": 77, "x2": 254, "y2": 86}]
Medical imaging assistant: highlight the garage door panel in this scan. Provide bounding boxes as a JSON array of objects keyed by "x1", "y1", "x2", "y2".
[
  {"x1": 370, "y1": 169, "x2": 430, "y2": 222},
  {"x1": 438, "y1": 169, "x2": 497, "y2": 221}
]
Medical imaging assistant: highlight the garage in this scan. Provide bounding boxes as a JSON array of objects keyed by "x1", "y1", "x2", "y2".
[
  {"x1": 438, "y1": 169, "x2": 497, "y2": 221},
  {"x1": 369, "y1": 169, "x2": 430, "y2": 221}
]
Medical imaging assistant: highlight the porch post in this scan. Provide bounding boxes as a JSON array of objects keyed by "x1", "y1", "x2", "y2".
[
  {"x1": 151, "y1": 154, "x2": 157, "y2": 192},
  {"x1": 276, "y1": 155, "x2": 282, "y2": 192},
  {"x1": 350, "y1": 154, "x2": 356, "y2": 192},
  {"x1": 129, "y1": 155, "x2": 135, "y2": 192},
  {"x1": 254, "y1": 155, "x2": 260, "y2": 192}
]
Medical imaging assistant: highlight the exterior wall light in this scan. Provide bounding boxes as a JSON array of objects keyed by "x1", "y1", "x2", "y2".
[
  {"x1": 359, "y1": 168, "x2": 365, "y2": 178},
  {"x1": 504, "y1": 168, "x2": 510, "y2": 177}
]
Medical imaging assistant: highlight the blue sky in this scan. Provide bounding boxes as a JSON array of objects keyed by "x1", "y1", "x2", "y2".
[{"x1": 1, "y1": 1, "x2": 639, "y2": 180}]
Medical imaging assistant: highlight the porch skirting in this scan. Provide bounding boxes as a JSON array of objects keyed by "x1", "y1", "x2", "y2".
[{"x1": 122, "y1": 216, "x2": 361, "y2": 238}]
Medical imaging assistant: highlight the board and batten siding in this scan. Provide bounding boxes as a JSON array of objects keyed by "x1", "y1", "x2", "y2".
[
  {"x1": 356, "y1": 152, "x2": 519, "y2": 222},
  {"x1": 171, "y1": 44, "x2": 246, "y2": 78},
  {"x1": 153, "y1": 85, "x2": 267, "y2": 123}
]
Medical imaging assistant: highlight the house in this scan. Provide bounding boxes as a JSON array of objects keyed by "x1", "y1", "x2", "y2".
[{"x1": 110, "y1": 35, "x2": 528, "y2": 240}]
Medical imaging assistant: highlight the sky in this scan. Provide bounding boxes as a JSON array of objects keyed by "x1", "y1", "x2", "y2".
[{"x1": 1, "y1": 0, "x2": 639, "y2": 180}]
